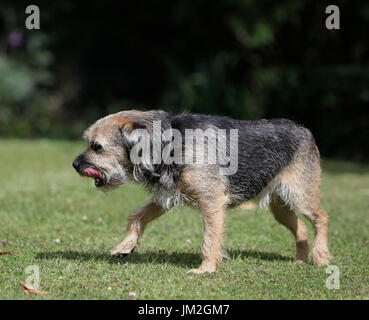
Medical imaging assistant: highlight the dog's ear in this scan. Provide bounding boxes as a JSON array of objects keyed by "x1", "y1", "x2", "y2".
[
  {"x1": 115, "y1": 110, "x2": 174, "y2": 184},
  {"x1": 116, "y1": 110, "x2": 170, "y2": 133},
  {"x1": 116, "y1": 113, "x2": 152, "y2": 151},
  {"x1": 116, "y1": 110, "x2": 171, "y2": 141},
  {"x1": 120, "y1": 118, "x2": 148, "y2": 134}
]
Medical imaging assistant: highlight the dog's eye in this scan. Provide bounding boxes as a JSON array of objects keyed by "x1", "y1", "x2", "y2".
[{"x1": 91, "y1": 142, "x2": 102, "y2": 152}]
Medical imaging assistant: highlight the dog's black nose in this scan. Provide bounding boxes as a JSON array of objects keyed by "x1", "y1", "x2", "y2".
[{"x1": 72, "y1": 159, "x2": 80, "y2": 171}]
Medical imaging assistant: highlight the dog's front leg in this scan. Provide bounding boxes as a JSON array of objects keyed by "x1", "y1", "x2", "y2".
[
  {"x1": 111, "y1": 199, "x2": 165, "y2": 256},
  {"x1": 188, "y1": 199, "x2": 225, "y2": 274}
]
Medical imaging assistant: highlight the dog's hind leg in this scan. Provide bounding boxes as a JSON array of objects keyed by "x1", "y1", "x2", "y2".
[
  {"x1": 111, "y1": 199, "x2": 165, "y2": 256},
  {"x1": 292, "y1": 195, "x2": 330, "y2": 266},
  {"x1": 307, "y1": 208, "x2": 330, "y2": 266},
  {"x1": 275, "y1": 141, "x2": 331, "y2": 266},
  {"x1": 270, "y1": 195, "x2": 309, "y2": 263}
]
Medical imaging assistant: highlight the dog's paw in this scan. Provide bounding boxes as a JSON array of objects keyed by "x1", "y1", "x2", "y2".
[
  {"x1": 110, "y1": 242, "x2": 136, "y2": 257},
  {"x1": 293, "y1": 258, "x2": 309, "y2": 264},
  {"x1": 111, "y1": 247, "x2": 135, "y2": 257},
  {"x1": 311, "y1": 247, "x2": 331, "y2": 266},
  {"x1": 187, "y1": 266, "x2": 216, "y2": 274}
]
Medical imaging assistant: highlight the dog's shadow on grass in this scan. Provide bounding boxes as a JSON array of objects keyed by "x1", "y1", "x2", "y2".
[{"x1": 36, "y1": 249, "x2": 292, "y2": 267}]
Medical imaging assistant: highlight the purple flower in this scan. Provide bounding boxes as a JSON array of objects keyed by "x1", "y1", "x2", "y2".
[{"x1": 8, "y1": 31, "x2": 23, "y2": 47}]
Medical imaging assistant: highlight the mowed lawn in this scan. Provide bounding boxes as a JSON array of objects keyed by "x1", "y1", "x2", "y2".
[{"x1": 0, "y1": 139, "x2": 368, "y2": 300}]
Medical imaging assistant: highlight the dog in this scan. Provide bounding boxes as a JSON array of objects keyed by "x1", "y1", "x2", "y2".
[{"x1": 72, "y1": 109, "x2": 331, "y2": 273}]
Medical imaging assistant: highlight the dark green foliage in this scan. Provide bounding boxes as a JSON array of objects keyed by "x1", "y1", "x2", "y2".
[{"x1": 0, "y1": 0, "x2": 368, "y2": 158}]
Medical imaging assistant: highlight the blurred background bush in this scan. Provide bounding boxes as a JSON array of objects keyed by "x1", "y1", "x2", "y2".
[{"x1": 0, "y1": 0, "x2": 368, "y2": 159}]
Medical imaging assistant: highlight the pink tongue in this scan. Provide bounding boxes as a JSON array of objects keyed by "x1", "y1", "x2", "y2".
[{"x1": 82, "y1": 167, "x2": 102, "y2": 178}]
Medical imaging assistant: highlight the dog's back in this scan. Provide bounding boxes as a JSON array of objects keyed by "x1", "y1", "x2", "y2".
[{"x1": 170, "y1": 113, "x2": 318, "y2": 205}]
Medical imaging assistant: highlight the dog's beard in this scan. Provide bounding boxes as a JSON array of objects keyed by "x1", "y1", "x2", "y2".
[{"x1": 98, "y1": 165, "x2": 127, "y2": 191}]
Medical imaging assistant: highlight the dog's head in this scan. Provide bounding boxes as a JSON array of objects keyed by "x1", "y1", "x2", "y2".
[{"x1": 72, "y1": 109, "x2": 171, "y2": 190}]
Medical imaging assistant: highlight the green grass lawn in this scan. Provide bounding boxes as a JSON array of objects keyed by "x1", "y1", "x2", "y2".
[{"x1": 0, "y1": 139, "x2": 368, "y2": 299}]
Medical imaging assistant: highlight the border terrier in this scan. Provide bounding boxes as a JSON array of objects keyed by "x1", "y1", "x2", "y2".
[{"x1": 72, "y1": 109, "x2": 331, "y2": 273}]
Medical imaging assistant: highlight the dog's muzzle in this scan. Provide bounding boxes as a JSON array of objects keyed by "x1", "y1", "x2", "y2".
[{"x1": 73, "y1": 157, "x2": 105, "y2": 187}]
